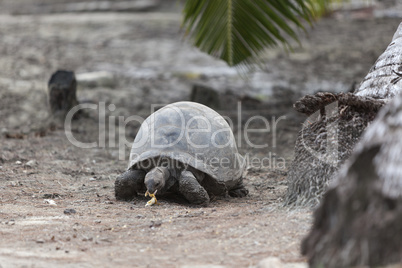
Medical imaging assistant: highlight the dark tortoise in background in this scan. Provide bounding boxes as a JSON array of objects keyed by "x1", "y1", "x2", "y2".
[{"x1": 115, "y1": 101, "x2": 248, "y2": 206}]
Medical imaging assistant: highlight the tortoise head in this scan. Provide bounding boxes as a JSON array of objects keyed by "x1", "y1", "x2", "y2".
[{"x1": 144, "y1": 167, "x2": 170, "y2": 195}]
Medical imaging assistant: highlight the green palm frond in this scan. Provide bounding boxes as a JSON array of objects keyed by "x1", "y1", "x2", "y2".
[{"x1": 182, "y1": 0, "x2": 330, "y2": 67}]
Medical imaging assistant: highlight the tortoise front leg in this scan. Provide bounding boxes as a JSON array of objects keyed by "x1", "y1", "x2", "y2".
[
  {"x1": 178, "y1": 171, "x2": 210, "y2": 206},
  {"x1": 229, "y1": 184, "x2": 249, "y2": 197},
  {"x1": 115, "y1": 169, "x2": 146, "y2": 200}
]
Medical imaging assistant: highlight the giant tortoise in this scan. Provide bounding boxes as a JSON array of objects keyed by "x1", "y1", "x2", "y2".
[{"x1": 115, "y1": 101, "x2": 248, "y2": 206}]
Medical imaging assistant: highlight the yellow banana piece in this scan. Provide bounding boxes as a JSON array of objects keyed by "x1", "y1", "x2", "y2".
[{"x1": 145, "y1": 190, "x2": 158, "y2": 206}]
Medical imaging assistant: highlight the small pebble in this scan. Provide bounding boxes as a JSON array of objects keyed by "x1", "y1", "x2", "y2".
[
  {"x1": 5, "y1": 220, "x2": 15, "y2": 226},
  {"x1": 256, "y1": 257, "x2": 288, "y2": 268},
  {"x1": 149, "y1": 220, "x2": 162, "y2": 228},
  {"x1": 44, "y1": 199, "x2": 57, "y2": 206},
  {"x1": 94, "y1": 220, "x2": 101, "y2": 224},
  {"x1": 89, "y1": 177, "x2": 96, "y2": 181},
  {"x1": 10, "y1": 181, "x2": 21, "y2": 187},
  {"x1": 25, "y1": 160, "x2": 37, "y2": 167},
  {"x1": 64, "y1": 209, "x2": 77, "y2": 215},
  {"x1": 43, "y1": 193, "x2": 60, "y2": 199},
  {"x1": 15, "y1": 161, "x2": 22, "y2": 165}
]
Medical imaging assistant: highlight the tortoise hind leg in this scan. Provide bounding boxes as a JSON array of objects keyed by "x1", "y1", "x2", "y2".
[
  {"x1": 178, "y1": 171, "x2": 210, "y2": 206},
  {"x1": 115, "y1": 169, "x2": 146, "y2": 200},
  {"x1": 229, "y1": 180, "x2": 248, "y2": 197}
]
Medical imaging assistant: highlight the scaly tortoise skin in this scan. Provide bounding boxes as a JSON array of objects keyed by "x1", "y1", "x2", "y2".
[{"x1": 115, "y1": 101, "x2": 248, "y2": 206}]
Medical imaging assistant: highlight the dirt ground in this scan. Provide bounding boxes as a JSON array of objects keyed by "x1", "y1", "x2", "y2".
[{"x1": 0, "y1": 1, "x2": 401, "y2": 267}]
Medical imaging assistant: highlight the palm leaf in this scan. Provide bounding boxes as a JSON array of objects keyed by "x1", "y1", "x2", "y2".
[{"x1": 182, "y1": 0, "x2": 330, "y2": 67}]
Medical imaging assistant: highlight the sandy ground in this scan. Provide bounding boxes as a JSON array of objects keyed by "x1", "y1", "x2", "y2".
[
  {"x1": 0, "y1": 2, "x2": 401, "y2": 267},
  {"x1": 1, "y1": 134, "x2": 310, "y2": 268}
]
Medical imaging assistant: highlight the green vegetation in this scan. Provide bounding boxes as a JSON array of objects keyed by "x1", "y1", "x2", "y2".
[{"x1": 182, "y1": 0, "x2": 337, "y2": 67}]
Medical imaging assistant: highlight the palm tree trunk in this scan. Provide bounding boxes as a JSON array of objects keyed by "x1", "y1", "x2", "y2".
[{"x1": 284, "y1": 22, "x2": 402, "y2": 207}]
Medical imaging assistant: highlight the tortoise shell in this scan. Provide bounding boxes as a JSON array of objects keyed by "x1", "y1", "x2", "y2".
[{"x1": 128, "y1": 101, "x2": 245, "y2": 189}]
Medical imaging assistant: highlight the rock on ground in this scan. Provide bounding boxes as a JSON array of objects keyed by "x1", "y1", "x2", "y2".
[{"x1": 48, "y1": 70, "x2": 79, "y2": 119}]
